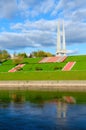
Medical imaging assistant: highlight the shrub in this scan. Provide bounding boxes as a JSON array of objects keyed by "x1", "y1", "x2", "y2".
[
  {"x1": 35, "y1": 67, "x2": 43, "y2": 71},
  {"x1": 54, "y1": 66, "x2": 59, "y2": 70}
]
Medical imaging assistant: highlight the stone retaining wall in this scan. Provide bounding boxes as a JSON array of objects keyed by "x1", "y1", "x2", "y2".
[{"x1": 0, "y1": 80, "x2": 86, "y2": 91}]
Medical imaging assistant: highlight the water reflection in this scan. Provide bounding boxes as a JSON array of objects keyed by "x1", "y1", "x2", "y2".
[
  {"x1": 0, "y1": 91, "x2": 86, "y2": 130},
  {"x1": 57, "y1": 96, "x2": 76, "y2": 118},
  {"x1": 11, "y1": 93, "x2": 25, "y2": 103},
  {"x1": 57, "y1": 101, "x2": 67, "y2": 118}
]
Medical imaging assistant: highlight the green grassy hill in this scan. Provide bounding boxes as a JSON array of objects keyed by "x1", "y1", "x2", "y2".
[
  {"x1": 0, "y1": 55, "x2": 86, "y2": 80},
  {"x1": 22, "y1": 55, "x2": 86, "y2": 71},
  {"x1": 65, "y1": 55, "x2": 86, "y2": 70},
  {"x1": 0, "y1": 55, "x2": 86, "y2": 72}
]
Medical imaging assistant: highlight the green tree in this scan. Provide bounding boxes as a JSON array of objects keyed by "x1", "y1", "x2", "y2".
[
  {"x1": 0, "y1": 50, "x2": 10, "y2": 62},
  {"x1": 18, "y1": 53, "x2": 28, "y2": 58},
  {"x1": 12, "y1": 55, "x2": 24, "y2": 65},
  {"x1": 2, "y1": 50, "x2": 10, "y2": 59},
  {"x1": 31, "y1": 50, "x2": 53, "y2": 57}
]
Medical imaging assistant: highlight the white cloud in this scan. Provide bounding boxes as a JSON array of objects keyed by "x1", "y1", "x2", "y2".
[
  {"x1": 11, "y1": 19, "x2": 57, "y2": 31},
  {"x1": 0, "y1": 0, "x2": 17, "y2": 18},
  {"x1": 0, "y1": 30, "x2": 55, "y2": 50},
  {"x1": 0, "y1": 17, "x2": 86, "y2": 50},
  {"x1": 11, "y1": 19, "x2": 86, "y2": 44},
  {"x1": 65, "y1": 21, "x2": 86, "y2": 44},
  {"x1": 18, "y1": 0, "x2": 55, "y2": 18},
  {"x1": 67, "y1": 49, "x2": 78, "y2": 54},
  {"x1": 71, "y1": 9, "x2": 86, "y2": 21},
  {"x1": 0, "y1": 0, "x2": 86, "y2": 52},
  {"x1": 0, "y1": 0, "x2": 86, "y2": 22},
  {"x1": 52, "y1": 0, "x2": 86, "y2": 22}
]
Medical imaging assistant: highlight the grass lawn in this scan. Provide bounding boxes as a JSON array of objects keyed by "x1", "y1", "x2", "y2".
[
  {"x1": 0, "y1": 64, "x2": 15, "y2": 72},
  {"x1": 0, "y1": 71, "x2": 86, "y2": 80},
  {"x1": 0, "y1": 55, "x2": 86, "y2": 79},
  {"x1": 72, "y1": 61, "x2": 86, "y2": 70},
  {"x1": 0, "y1": 55, "x2": 86, "y2": 72},
  {"x1": 22, "y1": 62, "x2": 65, "y2": 71},
  {"x1": 23, "y1": 57, "x2": 42, "y2": 63}
]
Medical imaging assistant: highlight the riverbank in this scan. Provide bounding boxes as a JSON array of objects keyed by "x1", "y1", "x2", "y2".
[{"x1": 0, "y1": 80, "x2": 86, "y2": 91}]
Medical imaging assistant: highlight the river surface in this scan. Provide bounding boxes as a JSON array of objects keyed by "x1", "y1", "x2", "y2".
[{"x1": 0, "y1": 91, "x2": 86, "y2": 130}]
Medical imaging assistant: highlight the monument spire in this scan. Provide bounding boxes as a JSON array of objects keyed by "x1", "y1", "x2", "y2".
[
  {"x1": 62, "y1": 20, "x2": 66, "y2": 55},
  {"x1": 57, "y1": 21, "x2": 61, "y2": 55},
  {"x1": 56, "y1": 20, "x2": 67, "y2": 56}
]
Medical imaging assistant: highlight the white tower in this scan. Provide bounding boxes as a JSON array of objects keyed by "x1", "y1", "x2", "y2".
[
  {"x1": 56, "y1": 21, "x2": 61, "y2": 55},
  {"x1": 62, "y1": 20, "x2": 66, "y2": 55},
  {"x1": 56, "y1": 20, "x2": 67, "y2": 56}
]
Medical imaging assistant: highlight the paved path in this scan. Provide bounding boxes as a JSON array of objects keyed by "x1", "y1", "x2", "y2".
[{"x1": 62, "y1": 62, "x2": 76, "y2": 71}]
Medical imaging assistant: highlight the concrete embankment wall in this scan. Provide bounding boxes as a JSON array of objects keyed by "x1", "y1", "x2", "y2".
[{"x1": 0, "y1": 80, "x2": 86, "y2": 91}]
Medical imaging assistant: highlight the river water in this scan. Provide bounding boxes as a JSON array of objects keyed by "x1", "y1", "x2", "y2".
[{"x1": 0, "y1": 91, "x2": 86, "y2": 130}]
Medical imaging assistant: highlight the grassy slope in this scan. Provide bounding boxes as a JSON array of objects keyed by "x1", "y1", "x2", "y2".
[
  {"x1": 0, "y1": 55, "x2": 86, "y2": 80},
  {"x1": 0, "y1": 55, "x2": 86, "y2": 72},
  {"x1": 0, "y1": 71, "x2": 86, "y2": 80},
  {"x1": 0, "y1": 64, "x2": 15, "y2": 72},
  {"x1": 66, "y1": 55, "x2": 86, "y2": 70},
  {"x1": 22, "y1": 62, "x2": 66, "y2": 71},
  {"x1": 0, "y1": 60, "x2": 15, "y2": 72},
  {"x1": 23, "y1": 57, "x2": 42, "y2": 63}
]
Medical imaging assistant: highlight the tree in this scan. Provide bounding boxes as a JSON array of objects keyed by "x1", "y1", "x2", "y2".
[
  {"x1": 0, "y1": 50, "x2": 10, "y2": 62},
  {"x1": 12, "y1": 55, "x2": 24, "y2": 65},
  {"x1": 2, "y1": 50, "x2": 10, "y2": 59},
  {"x1": 31, "y1": 50, "x2": 53, "y2": 57},
  {"x1": 18, "y1": 53, "x2": 28, "y2": 58},
  {"x1": 0, "y1": 54, "x2": 3, "y2": 63}
]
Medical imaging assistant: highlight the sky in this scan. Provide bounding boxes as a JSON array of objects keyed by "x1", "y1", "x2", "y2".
[{"x1": 0, "y1": 0, "x2": 86, "y2": 55}]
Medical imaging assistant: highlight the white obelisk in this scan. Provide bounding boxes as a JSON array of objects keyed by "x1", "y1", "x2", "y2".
[
  {"x1": 57, "y1": 21, "x2": 61, "y2": 55},
  {"x1": 62, "y1": 20, "x2": 66, "y2": 55}
]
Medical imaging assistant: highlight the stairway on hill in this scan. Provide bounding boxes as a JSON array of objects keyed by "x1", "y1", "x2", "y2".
[
  {"x1": 8, "y1": 64, "x2": 25, "y2": 72},
  {"x1": 39, "y1": 56, "x2": 67, "y2": 63},
  {"x1": 39, "y1": 57, "x2": 51, "y2": 63},
  {"x1": 62, "y1": 62, "x2": 76, "y2": 71}
]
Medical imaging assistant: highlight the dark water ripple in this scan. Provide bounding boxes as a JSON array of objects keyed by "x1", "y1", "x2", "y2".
[{"x1": 0, "y1": 102, "x2": 86, "y2": 130}]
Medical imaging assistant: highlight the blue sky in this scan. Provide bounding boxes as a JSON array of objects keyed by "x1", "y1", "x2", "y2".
[{"x1": 0, "y1": 0, "x2": 86, "y2": 55}]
